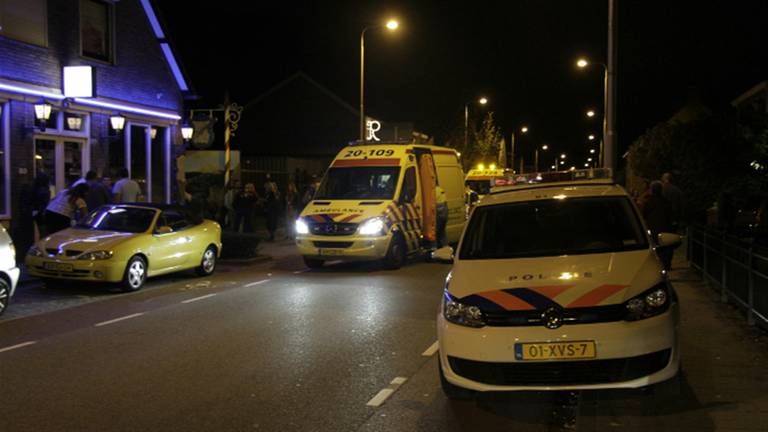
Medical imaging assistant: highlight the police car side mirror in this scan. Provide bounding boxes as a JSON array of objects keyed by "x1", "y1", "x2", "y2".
[
  {"x1": 657, "y1": 232, "x2": 682, "y2": 249},
  {"x1": 431, "y1": 246, "x2": 454, "y2": 264}
]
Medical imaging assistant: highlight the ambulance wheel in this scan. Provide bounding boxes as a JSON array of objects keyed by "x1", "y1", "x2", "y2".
[
  {"x1": 303, "y1": 257, "x2": 324, "y2": 269},
  {"x1": 383, "y1": 234, "x2": 406, "y2": 270}
]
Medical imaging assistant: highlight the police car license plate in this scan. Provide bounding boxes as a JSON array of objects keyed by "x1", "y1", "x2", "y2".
[
  {"x1": 515, "y1": 341, "x2": 596, "y2": 361},
  {"x1": 44, "y1": 262, "x2": 73, "y2": 272}
]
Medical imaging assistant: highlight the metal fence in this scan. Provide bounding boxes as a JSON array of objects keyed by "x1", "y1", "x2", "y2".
[{"x1": 687, "y1": 225, "x2": 768, "y2": 329}]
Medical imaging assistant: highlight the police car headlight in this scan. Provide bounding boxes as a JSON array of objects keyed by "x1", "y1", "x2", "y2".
[
  {"x1": 442, "y1": 292, "x2": 485, "y2": 328},
  {"x1": 295, "y1": 218, "x2": 309, "y2": 235},
  {"x1": 78, "y1": 250, "x2": 113, "y2": 260},
  {"x1": 359, "y1": 217, "x2": 385, "y2": 236},
  {"x1": 624, "y1": 282, "x2": 671, "y2": 321}
]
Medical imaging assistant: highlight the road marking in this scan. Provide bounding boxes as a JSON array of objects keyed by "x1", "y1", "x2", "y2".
[
  {"x1": 367, "y1": 377, "x2": 408, "y2": 407},
  {"x1": 366, "y1": 389, "x2": 395, "y2": 407},
  {"x1": 422, "y1": 341, "x2": 439, "y2": 357},
  {"x1": 94, "y1": 313, "x2": 145, "y2": 327},
  {"x1": 245, "y1": 279, "x2": 269, "y2": 287},
  {"x1": 0, "y1": 341, "x2": 36, "y2": 353},
  {"x1": 181, "y1": 293, "x2": 217, "y2": 304},
  {"x1": 390, "y1": 377, "x2": 408, "y2": 385},
  {"x1": 292, "y1": 270, "x2": 308, "y2": 274}
]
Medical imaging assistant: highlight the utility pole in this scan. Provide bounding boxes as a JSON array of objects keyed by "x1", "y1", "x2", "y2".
[{"x1": 605, "y1": 0, "x2": 617, "y2": 171}]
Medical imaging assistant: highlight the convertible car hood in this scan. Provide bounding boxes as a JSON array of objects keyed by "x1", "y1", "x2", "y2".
[{"x1": 40, "y1": 228, "x2": 138, "y2": 253}]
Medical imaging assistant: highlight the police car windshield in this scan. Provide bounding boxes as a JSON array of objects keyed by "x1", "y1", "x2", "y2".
[
  {"x1": 315, "y1": 167, "x2": 401, "y2": 200},
  {"x1": 460, "y1": 196, "x2": 648, "y2": 259}
]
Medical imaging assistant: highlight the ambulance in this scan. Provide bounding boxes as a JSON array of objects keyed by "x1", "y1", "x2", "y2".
[
  {"x1": 295, "y1": 142, "x2": 466, "y2": 269},
  {"x1": 464, "y1": 166, "x2": 507, "y2": 199}
]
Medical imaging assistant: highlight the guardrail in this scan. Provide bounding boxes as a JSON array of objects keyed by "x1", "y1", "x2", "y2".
[{"x1": 687, "y1": 225, "x2": 768, "y2": 329}]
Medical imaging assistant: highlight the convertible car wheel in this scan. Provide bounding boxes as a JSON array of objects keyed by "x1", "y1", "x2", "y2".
[
  {"x1": 121, "y1": 255, "x2": 147, "y2": 292},
  {"x1": 196, "y1": 246, "x2": 217, "y2": 276}
]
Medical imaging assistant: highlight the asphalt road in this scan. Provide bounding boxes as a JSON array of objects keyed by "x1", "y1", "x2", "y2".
[{"x1": 1, "y1": 245, "x2": 767, "y2": 431}]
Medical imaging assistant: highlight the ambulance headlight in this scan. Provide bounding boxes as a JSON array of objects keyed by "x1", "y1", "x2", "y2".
[
  {"x1": 295, "y1": 219, "x2": 309, "y2": 235},
  {"x1": 359, "y1": 217, "x2": 385, "y2": 236},
  {"x1": 624, "y1": 282, "x2": 671, "y2": 321},
  {"x1": 442, "y1": 292, "x2": 485, "y2": 328}
]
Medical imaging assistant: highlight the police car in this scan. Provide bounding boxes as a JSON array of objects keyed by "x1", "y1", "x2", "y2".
[{"x1": 433, "y1": 169, "x2": 681, "y2": 397}]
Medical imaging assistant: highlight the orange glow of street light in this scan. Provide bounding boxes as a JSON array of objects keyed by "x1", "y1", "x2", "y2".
[
  {"x1": 541, "y1": 144, "x2": 548, "y2": 150},
  {"x1": 479, "y1": 97, "x2": 488, "y2": 105},
  {"x1": 588, "y1": 134, "x2": 595, "y2": 140},
  {"x1": 560, "y1": 153, "x2": 566, "y2": 159},
  {"x1": 386, "y1": 19, "x2": 399, "y2": 30},
  {"x1": 590, "y1": 149, "x2": 596, "y2": 154},
  {"x1": 521, "y1": 126, "x2": 529, "y2": 133},
  {"x1": 587, "y1": 110, "x2": 596, "y2": 118},
  {"x1": 576, "y1": 58, "x2": 589, "y2": 68}
]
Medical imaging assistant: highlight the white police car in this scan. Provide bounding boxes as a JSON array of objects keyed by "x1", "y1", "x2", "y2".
[
  {"x1": 433, "y1": 170, "x2": 681, "y2": 397},
  {"x1": 0, "y1": 225, "x2": 20, "y2": 316}
]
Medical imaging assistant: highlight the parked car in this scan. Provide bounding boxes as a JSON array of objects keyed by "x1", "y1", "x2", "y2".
[
  {"x1": 433, "y1": 169, "x2": 681, "y2": 398},
  {"x1": 26, "y1": 204, "x2": 222, "y2": 292},
  {"x1": 0, "y1": 225, "x2": 20, "y2": 316}
]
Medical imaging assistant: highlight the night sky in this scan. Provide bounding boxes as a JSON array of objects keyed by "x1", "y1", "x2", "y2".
[{"x1": 155, "y1": 0, "x2": 767, "y2": 166}]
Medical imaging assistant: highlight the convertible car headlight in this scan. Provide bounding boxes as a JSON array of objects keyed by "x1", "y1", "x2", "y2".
[
  {"x1": 359, "y1": 217, "x2": 385, "y2": 236},
  {"x1": 624, "y1": 281, "x2": 671, "y2": 321},
  {"x1": 295, "y1": 218, "x2": 309, "y2": 235},
  {"x1": 27, "y1": 245, "x2": 44, "y2": 257},
  {"x1": 78, "y1": 250, "x2": 113, "y2": 260},
  {"x1": 442, "y1": 292, "x2": 485, "y2": 328}
]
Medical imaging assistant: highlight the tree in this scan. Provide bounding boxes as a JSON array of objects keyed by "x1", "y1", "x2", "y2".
[
  {"x1": 627, "y1": 109, "x2": 764, "y2": 223},
  {"x1": 473, "y1": 112, "x2": 503, "y2": 167}
]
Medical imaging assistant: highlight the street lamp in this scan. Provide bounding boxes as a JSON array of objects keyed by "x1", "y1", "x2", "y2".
[
  {"x1": 576, "y1": 56, "x2": 613, "y2": 169},
  {"x1": 360, "y1": 18, "x2": 399, "y2": 142},
  {"x1": 464, "y1": 96, "x2": 489, "y2": 159},
  {"x1": 586, "y1": 109, "x2": 596, "y2": 118},
  {"x1": 534, "y1": 144, "x2": 548, "y2": 172},
  {"x1": 588, "y1": 134, "x2": 595, "y2": 141}
]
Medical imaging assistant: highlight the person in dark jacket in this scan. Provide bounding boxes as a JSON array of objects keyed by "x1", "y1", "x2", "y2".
[
  {"x1": 84, "y1": 171, "x2": 111, "y2": 211},
  {"x1": 642, "y1": 181, "x2": 675, "y2": 270}
]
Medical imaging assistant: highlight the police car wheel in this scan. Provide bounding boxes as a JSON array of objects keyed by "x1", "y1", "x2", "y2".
[
  {"x1": 439, "y1": 360, "x2": 475, "y2": 400},
  {"x1": 383, "y1": 234, "x2": 406, "y2": 270},
  {"x1": 303, "y1": 257, "x2": 324, "y2": 269},
  {"x1": 0, "y1": 278, "x2": 10, "y2": 316}
]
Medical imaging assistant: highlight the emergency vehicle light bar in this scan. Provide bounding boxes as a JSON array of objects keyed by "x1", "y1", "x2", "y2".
[{"x1": 490, "y1": 168, "x2": 614, "y2": 191}]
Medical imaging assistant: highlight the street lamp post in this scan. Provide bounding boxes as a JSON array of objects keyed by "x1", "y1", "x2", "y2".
[
  {"x1": 535, "y1": 144, "x2": 548, "y2": 173},
  {"x1": 360, "y1": 19, "x2": 399, "y2": 142},
  {"x1": 511, "y1": 125, "x2": 528, "y2": 173},
  {"x1": 576, "y1": 54, "x2": 614, "y2": 170},
  {"x1": 464, "y1": 96, "x2": 488, "y2": 162}
]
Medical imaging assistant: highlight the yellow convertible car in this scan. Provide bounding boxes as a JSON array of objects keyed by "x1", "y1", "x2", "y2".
[{"x1": 26, "y1": 204, "x2": 222, "y2": 292}]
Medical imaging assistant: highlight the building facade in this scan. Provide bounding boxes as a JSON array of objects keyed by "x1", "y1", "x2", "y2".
[{"x1": 0, "y1": 0, "x2": 190, "y2": 235}]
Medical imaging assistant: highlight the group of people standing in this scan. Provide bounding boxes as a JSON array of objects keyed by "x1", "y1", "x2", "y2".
[
  {"x1": 221, "y1": 173, "x2": 320, "y2": 241},
  {"x1": 25, "y1": 168, "x2": 143, "y2": 239}
]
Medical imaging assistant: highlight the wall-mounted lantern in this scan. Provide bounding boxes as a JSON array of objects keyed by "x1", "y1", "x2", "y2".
[
  {"x1": 181, "y1": 122, "x2": 194, "y2": 141},
  {"x1": 110, "y1": 114, "x2": 126, "y2": 132}
]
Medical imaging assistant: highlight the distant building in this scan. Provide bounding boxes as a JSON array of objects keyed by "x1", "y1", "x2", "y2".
[{"x1": 0, "y1": 0, "x2": 192, "y2": 232}]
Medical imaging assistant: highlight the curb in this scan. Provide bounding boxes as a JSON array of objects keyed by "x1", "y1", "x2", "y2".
[{"x1": 218, "y1": 255, "x2": 273, "y2": 266}]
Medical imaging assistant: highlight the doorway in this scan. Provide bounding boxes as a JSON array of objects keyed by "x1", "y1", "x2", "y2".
[{"x1": 33, "y1": 137, "x2": 87, "y2": 195}]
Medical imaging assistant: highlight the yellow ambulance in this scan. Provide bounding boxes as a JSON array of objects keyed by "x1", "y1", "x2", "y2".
[
  {"x1": 465, "y1": 166, "x2": 507, "y2": 198},
  {"x1": 295, "y1": 143, "x2": 466, "y2": 269}
]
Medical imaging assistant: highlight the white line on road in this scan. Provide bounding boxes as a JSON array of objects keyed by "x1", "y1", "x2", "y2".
[
  {"x1": 0, "y1": 341, "x2": 37, "y2": 354},
  {"x1": 422, "y1": 341, "x2": 439, "y2": 357},
  {"x1": 366, "y1": 389, "x2": 395, "y2": 407},
  {"x1": 94, "y1": 313, "x2": 145, "y2": 327},
  {"x1": 245, "y1": 279, "x2": 269, "y2": 287},
  {"x1": 181, "y1": 293, "x2": 217, "y2": 304},
  {"x1": 367, "y1": 377, "x2": 408, "y2": 407},
  {"x1": 292, "y1": 270, "x2": 308, "y2": 274}
]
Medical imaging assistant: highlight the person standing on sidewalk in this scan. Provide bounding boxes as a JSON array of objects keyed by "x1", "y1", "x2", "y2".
[
  {"x1": 263, "y1": 176, "x2": 281, "y2": 241},
  {"x1": 642, "y1": 181, "x2": 675, "y2": 270},
  {"x1": 112, "y1": 168, "x2": 141, "y2": 203},
  {"x1": 45, "y1": 183, "x2": 89, "y2": 234},
  {"x1": 284, "y1": 181, "x2": 300, "y2": 239},
  {"x1": 84, "y1": 171, "x2": 111, "y2": 211}
]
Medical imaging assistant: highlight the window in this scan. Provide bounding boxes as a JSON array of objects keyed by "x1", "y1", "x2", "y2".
[
  {"x1": 80, "y1": 0, "x2": 113, "y2": 62},
  {"x1": 0, "y1": 0, "x2": 47, "y2": 46},
  {"x1": 460, "y1": 197, "x2": 648, "y2": 260},
  {"x1": 401, "y1": 167, "x2": 417, "y2": 203},
  {"x1": 315, "y1": 167, "x2": 401, "y2": 200}
]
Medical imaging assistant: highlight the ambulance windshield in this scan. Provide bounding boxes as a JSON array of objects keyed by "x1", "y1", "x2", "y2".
[{"x1": 315, "y1": 167, "x2": 401, "y2": 200}]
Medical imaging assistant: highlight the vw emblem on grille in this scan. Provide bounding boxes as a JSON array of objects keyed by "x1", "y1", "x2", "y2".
[{"x1": 541, "y1": 306, "x2": 564, "y2": 329}]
